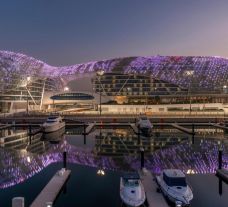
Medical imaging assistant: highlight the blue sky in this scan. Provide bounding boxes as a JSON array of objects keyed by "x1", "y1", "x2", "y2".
[{"x1": 1, "y1": 0, "x2": 228, "y2": 65}]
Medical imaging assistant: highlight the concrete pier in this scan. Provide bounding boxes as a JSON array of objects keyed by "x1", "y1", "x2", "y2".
[
  {"x1": 30, "y1": 169, "x2": 71, "y2": 207},
  {"x1": 138, "y1": 169, "x2": 168, "y2": 207}
]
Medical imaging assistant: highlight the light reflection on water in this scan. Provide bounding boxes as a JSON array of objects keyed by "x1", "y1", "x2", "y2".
[
  {"x1": 0, "y1": 126, "x2": 228, "y2": 206},
  {"x1": 0, "y1": 126, "x2": 227, "y2": 188}
]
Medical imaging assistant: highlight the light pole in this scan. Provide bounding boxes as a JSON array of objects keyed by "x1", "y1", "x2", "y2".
[
  {"x1": 185, "y1": 70, "x2": 194, "y2": 115},
  {"x1": 223, "y1": 85, "x2": 227, "y2": 93},
  {"x1": 26, "y1": 76, "x2": 31, "y2": 115},
  {"x1": 96, "y1": 70, "x2": 104, "y2": 116},
  {"x1": 96, "y1": 70, "x2": 105, "y2": 176}
]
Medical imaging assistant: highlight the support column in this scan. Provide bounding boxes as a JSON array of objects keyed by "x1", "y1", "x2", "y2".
[
  {"x1": 137, "y1": 124, "x2": 140, "y2": 145},
  {"x1": 63, "y1": 151, "x2": 67, "y2": 169},
  {"x1": 140, "y1": 147, "x2": 144, "y2": 170},
  {"x1": 192, "y1": 124, "x2": 195, "y2": 144},
  {"x1": 29, "y1": 125, "x2": 32, "y2": 145},
  {"x1": 218, "y1": 147, "x2": 223, "y2": 170}
]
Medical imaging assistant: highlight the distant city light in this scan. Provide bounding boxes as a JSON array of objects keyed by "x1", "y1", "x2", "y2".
[
  {"x1": 186, "y1": 169, "x2": 195, "y2": 174},
  {"x1": 97, "y1": 169, "x2": 105, "y2": 176},
  {"x1": 64, "y1": 86, "x2": 69, "y2": 91},
  {"x1": 185, "y1": 70, "x2": 194, "y2": 76},
  {"x1": 27, "y1": 156, "x2": 31, "y2": 163},
  {"x1": 27, "y1": 76, "x2": 31, "y2": 82},
  {"x1": 96, "y1": 69, "x2": 105, "y2": 76}
]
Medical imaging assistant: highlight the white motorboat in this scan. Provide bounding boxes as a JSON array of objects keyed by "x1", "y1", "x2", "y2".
[
  {"x1": 156, "y1": 169, "x2": 193, "y2": 206},
  {"x1": 42, "y1": 116, "x2": 65, "y2": 133},
  {"x1": 41, "y1": 127, "x2": 65, "y2": 143},
  {"x1": 136, "y1": 115, "x2": 153, "y2": 136},
  {"x1": 120, "y1": 173, "x2": 146, "y2": 207}
]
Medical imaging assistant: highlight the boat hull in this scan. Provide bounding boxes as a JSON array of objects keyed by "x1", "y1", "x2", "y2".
[
  {"x1": 140, "y1": 127, "x2": 152, "y2": 137},
  {"x1": 156, "y1": 175, "x2": 192, "y2": 206},
  {"x1": 43, "y1": 122, "x2": 65, "y2": 133},
  {"x1": 120, "y1": 178, "x2": 146, "y2": 207}
]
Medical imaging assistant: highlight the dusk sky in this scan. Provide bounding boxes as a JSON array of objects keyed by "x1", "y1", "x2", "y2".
[{"x1": 1, "y1": 0, "x2": 228, "y2": 66}]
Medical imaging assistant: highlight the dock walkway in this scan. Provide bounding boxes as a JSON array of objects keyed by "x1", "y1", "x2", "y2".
[
  {"x1": 139, "y1": 169, "x2": 168, "y2": 207},
  {"x1": 216, "y1": 169, "x2": 228, "y2": 183},
  {"x1": 0, "y1": 124, "x2": 11, "y2": 130},
  {"x1": 171, "y1": 123, "x2": 193, "y2": 135},
  {"x1": 211, "y1": 123, "x2": 228, "y2": 131},
  {"x1": 30, "y1": 169, "x2": 71, "y2": 207}
]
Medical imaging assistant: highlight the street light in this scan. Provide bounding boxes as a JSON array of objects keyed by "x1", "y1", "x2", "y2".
[
  {"x1": 97, "y1": 169, "x2": 105, "y2": 176},
  {"x1": 64, "y1": 86, "x2": 69, "y2": 92},
  {"x1": 26, "y1": 76, "x2": 31, "y2": 115},
  {"x1": 223, "y1": 85, "x2": 227, "y2": 94},
  {"x1": 96, "y1": 70, "x2": 104, "y2": 116},
  {"x1": 185, "y1": 70, "x2": 194, "y2": 115}
]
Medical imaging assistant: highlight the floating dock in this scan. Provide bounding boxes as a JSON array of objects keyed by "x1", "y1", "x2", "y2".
[
  {"x1": 216, "y1": 169, "x2": 228, "y2": 183},
  {"x1": 0, "y1": 124, "x2": 12, "y2": 130},
  {"x1": 211, "y1": 123, "x2": 228, "y2": 131},
  {"x1": 170, "y1": 123, "x2": 194, "y2": 135},
  {"x1": 139, "y1": 169, "x2": 168, "y2": 207},
  {"x1": 30, "y1": 169, "x2": 71, "y2": 207}
]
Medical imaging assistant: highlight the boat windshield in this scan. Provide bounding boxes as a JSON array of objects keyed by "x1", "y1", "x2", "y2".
[
  {"x1": 141, "y1": 117, "x2": 148, "y2": 120},
  {"x1": 48, "y1": 117, "x2": 58, "y2": 119},
  {"x1": 124, "y1": 179, "x2": 139, "y2": 187},
  {"x1": 163, "y1": 174, "x2": 187, "y2": 187},
  {"x1": 46, "y1": 120, "x2": 57, "y2": 123}
]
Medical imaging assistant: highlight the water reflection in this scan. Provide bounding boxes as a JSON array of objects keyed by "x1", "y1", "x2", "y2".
[
  {"x1": 0, "y1": 127, "x2": 51, "y2": 154},
  {"x1": 0, "y1": 126, "x2": 227, "y2": 189}
]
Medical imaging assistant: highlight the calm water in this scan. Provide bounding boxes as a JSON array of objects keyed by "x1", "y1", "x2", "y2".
[
  {"x1": 0, "y1": 125, "x2": 228, "y2": 206},
  {"x1": 0, "y1": 162, "x2": 227, "y2": 207},
  {"x1": 0, "y1": 163, "x2": 121, "y2": 207}
]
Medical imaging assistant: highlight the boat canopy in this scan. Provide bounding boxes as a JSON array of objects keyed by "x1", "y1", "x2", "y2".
[
  {"x1": 163, "y1": 172, "x2": 187, "y2": 187},
  {"x1": 122, "y1": 172, "x2": 140, "y2": 180}
]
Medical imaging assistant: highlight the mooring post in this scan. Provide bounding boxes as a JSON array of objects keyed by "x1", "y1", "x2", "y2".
[
  {"x1": 63, "y1": 151, "x2": 67, "y2": 169},
  {"x1": 218, "y1": 147, "x2": 223, "y2": 170},
  {"x1": 137, "y1": 124, "x2": 140, "y2": 145},
  {"x1": 140, "y1": 147, "x2": 144, "y2": 170},
  {"x1": 29, "y1": 124, "x2": 32, "y2": 145},
  {"x1": 12, "y1": 197, "x2": 25, "y2": 207},
  {"x1": 192, "y1": 123, "x2": 195, "y2": 144}
]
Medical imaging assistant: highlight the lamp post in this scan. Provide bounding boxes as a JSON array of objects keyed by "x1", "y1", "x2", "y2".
[
  {"x1": 96, "y1": 70, "x2": 105, "y2": 176},
  {"x1": 223, "y1": 85, "x2": 227, "y2": 93},
  {"x1": 185, "y1": 70, "x2": 194, "y2": 115},
  {"x1": 26, "y1": 76, "x2": 31, "y2": 115},
  {"x1": 96, "y1": 70, "x2": 104, "y2": 116}
]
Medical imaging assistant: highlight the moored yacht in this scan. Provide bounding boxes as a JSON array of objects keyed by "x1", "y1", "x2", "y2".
[
  {"x1": 136, "y1": 115, "x2": 153, "y2": 136},
  {"x1": 42, "y1": 116, "x2": 65, "y2": 133},
  {"x1": 156, "y1": 169, "x2": 193, "y2": 206},
  {"x1": 120, "y1": 172, "x2": 146, "y2": 207}
]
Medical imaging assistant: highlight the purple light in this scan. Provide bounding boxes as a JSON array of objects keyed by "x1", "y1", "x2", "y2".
[
  {"x1": 1, "y1": 51, "x2": 228, "y2": 91},
  {"x1": 0, "y1": 139, "x2": 227, "y2": 189}
]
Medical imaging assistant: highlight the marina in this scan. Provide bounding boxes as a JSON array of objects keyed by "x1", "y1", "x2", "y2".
[{"x1": 1, "y1": 1, "x2": 228, "y2": 206}]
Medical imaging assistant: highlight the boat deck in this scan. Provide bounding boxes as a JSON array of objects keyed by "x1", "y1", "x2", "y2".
[{"x1": 139, "y1": 169, "x2": 169, "y2": 207}]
